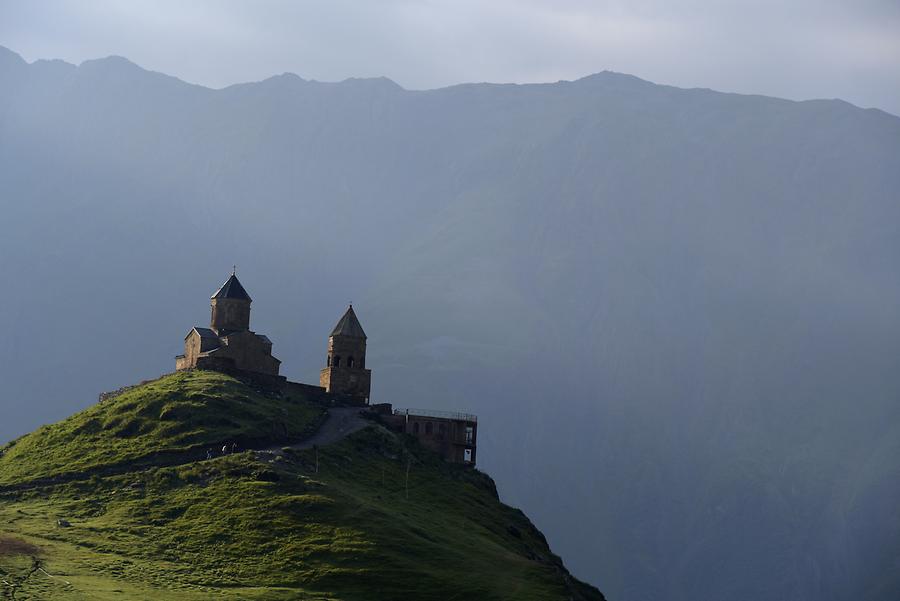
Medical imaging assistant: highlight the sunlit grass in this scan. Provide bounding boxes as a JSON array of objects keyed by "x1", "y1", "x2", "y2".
[
  {"x1": 0, "y1": 371, "x2": 325, "y2": 486},
  {"x1": 0, "y1": 373, "x2": 603, "y2": 600}
]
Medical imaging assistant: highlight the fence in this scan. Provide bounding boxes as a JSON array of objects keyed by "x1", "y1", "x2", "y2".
[{"x1": 393, "y1": 408, "x2": 478, "y2": 422}]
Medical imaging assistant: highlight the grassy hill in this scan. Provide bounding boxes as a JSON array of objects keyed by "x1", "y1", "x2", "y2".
[
  {"x1": 0, "y1": 371, "x2": 325, "y2": 487},
  {"x1": 0, "y1": 372, "x2": 604, "y2": 600}
]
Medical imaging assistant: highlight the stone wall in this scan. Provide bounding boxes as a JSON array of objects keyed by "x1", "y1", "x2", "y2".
[
  {"x1": 178, "y1": 330, "x2": 281, "y2": 376},
  {"x1": 320, "y1": 366, "x2": 371, "y2": 401},
  {"x1": 216, "y1": 331, "x2": 281, "y2": 376},
  {"x1": 210, "y1": 298, "x2": 250, "y2": 331},
  {"x1": 178, "y1": 331, "x2": 203, "y2": 370},
  {"x1": 326, "y1": 335, "x2": 367, "y2": 369}
]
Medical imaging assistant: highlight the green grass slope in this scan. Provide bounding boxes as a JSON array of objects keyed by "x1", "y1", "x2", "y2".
[
  {"x1": 0, "y1": 373, "x2": 604, "y2": 600},
  {"x1": 0, "y1": 371, "x2": 325, "y2": 486}
]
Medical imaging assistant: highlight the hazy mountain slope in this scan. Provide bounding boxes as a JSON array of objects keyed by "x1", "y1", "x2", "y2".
[
  {"x1": 0, "y1": 372, "x2": 602, "y2": 600},
  {"x1": 1, "y1": 46, "x2": 898, "y2": 600}
]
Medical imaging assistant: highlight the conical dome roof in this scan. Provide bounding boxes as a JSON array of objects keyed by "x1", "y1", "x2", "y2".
[
  {"x1": 330, "y1": 305, "x2": 366, "y2": 338},
  {"x1": 212, "y1": 273, "x2": 252, "y2": 301}
]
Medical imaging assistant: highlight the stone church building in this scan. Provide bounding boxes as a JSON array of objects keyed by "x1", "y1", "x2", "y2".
[
  {"x1": 176, "y1": 272, "x2": 371, "y2": 402},
  {"x1": 175, "y1": 271, "x2": 475, "y2": 464},
  {"x1": 175, "y1": 272, "x2": 282, "y2": 376}
]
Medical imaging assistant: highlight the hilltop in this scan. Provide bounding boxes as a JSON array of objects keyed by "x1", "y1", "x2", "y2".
[
  {"x1": 0, "y1": 371, "x2": 604, "y2": 600},
  {"x1": 0, "y1": 371, "x2": 325, "y2": 487}
]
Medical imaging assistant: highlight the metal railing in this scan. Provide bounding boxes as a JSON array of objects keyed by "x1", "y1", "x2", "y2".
[{"x1": 393, "y1": 408, "x2": 478, "y2": 422}]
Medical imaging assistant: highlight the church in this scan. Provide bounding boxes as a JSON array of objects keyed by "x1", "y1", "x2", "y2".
[
  {"x1": 175, "y1": 271, "x2": 475, "y2": 464},
  {"x1": 175, "y1": 272, "x2": 282, "y2": 377},
  {"x1": 176, "y1": 272, "x2": 371, "y2": 402}
]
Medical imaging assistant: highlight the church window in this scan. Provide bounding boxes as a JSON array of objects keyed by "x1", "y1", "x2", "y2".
[
  {"x1": 425, "y1": 422, "x2": 433, "y2": 435},
  {"x1": 413, "y1": 422, "x2": 420, "y2": 434},
  {"x1": 334, "y1": 356, "x2": 341, "y2": 368},
  {"x1": 327, "y1": 355, "x2": 331, "y2": 367},
  {"x1": 347, "y1": 356, "x2": 355, "y2": 368}
]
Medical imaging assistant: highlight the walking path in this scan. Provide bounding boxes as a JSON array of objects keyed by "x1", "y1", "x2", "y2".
[{"x1": 263, "y1": 407, "x2": 369, "y2": 453}]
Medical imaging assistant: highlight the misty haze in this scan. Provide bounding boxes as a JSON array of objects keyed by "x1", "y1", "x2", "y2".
[{"x1": 0, "y1": 11, "x2": 899, "y2": 600}]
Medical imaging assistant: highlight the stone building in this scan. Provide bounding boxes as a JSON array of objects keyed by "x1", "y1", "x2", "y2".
[
  {"x1": 319, "y1": 305, "x2": 372, "y2": 403},
  {"x1": 175, "y1": 273, "x2": 281, "y2": 376},
  {"x1": 382, "y1": 408, "x2": 478, "y2": 466}
]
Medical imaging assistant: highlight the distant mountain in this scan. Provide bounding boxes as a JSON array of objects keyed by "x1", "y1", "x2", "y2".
[
  {"x1": 1, "y1": 46, "x2": 899, "y2": 600},
  {"x1": 0, "y1": 371, "x2": 603, "y2": 600}
]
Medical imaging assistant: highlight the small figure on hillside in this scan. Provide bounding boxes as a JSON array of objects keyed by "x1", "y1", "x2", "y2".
[
  {"x1": 231, "y1": 442, "x2": 238, "y2": 454},
  {"x1": 206, "y1": 449, "x2": 212, "y2": 460},
  {"x1": 222, "y1": 444, "x2": 229, "y2": 455}
]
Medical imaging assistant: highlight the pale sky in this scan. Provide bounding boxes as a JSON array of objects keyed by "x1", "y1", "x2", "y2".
[{"x1": 1, "y1": 0, "x2": 899, "y2": 115}]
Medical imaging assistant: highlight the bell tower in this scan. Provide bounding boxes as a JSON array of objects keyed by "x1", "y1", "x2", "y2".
[
  {"x1": 210, "y1": 271, "x2": 252, "y2": 333},
  {"x1": 320, "y1": 305, "x2": 371, "y2": 402}
]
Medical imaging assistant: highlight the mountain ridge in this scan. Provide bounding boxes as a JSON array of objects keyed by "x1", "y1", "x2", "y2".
[{"x1": 2, "y1": 44, "x2": 892, "y2": 116}]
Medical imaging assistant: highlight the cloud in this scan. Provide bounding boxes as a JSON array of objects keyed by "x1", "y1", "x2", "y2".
[{"x1": 1, "y1": 0, "x2": 898, "y2": 114}]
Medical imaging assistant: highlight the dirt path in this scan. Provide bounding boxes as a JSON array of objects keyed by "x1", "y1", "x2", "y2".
[{"x1": 263, "y1": 407, "x2": 369, "y2": 453}]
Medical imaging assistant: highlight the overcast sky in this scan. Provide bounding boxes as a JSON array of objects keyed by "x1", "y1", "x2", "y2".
[{"x1": 1, "y1": 0, "x2": 899, "y2": 115}]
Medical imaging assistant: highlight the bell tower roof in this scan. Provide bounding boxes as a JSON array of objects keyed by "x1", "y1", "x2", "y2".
[
  {"x1": 330, "y1": 305, "x2": 367, "y2": 338},
  {"x1": 212, "y1": 273, "x2": 252, "y2": 302}
]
